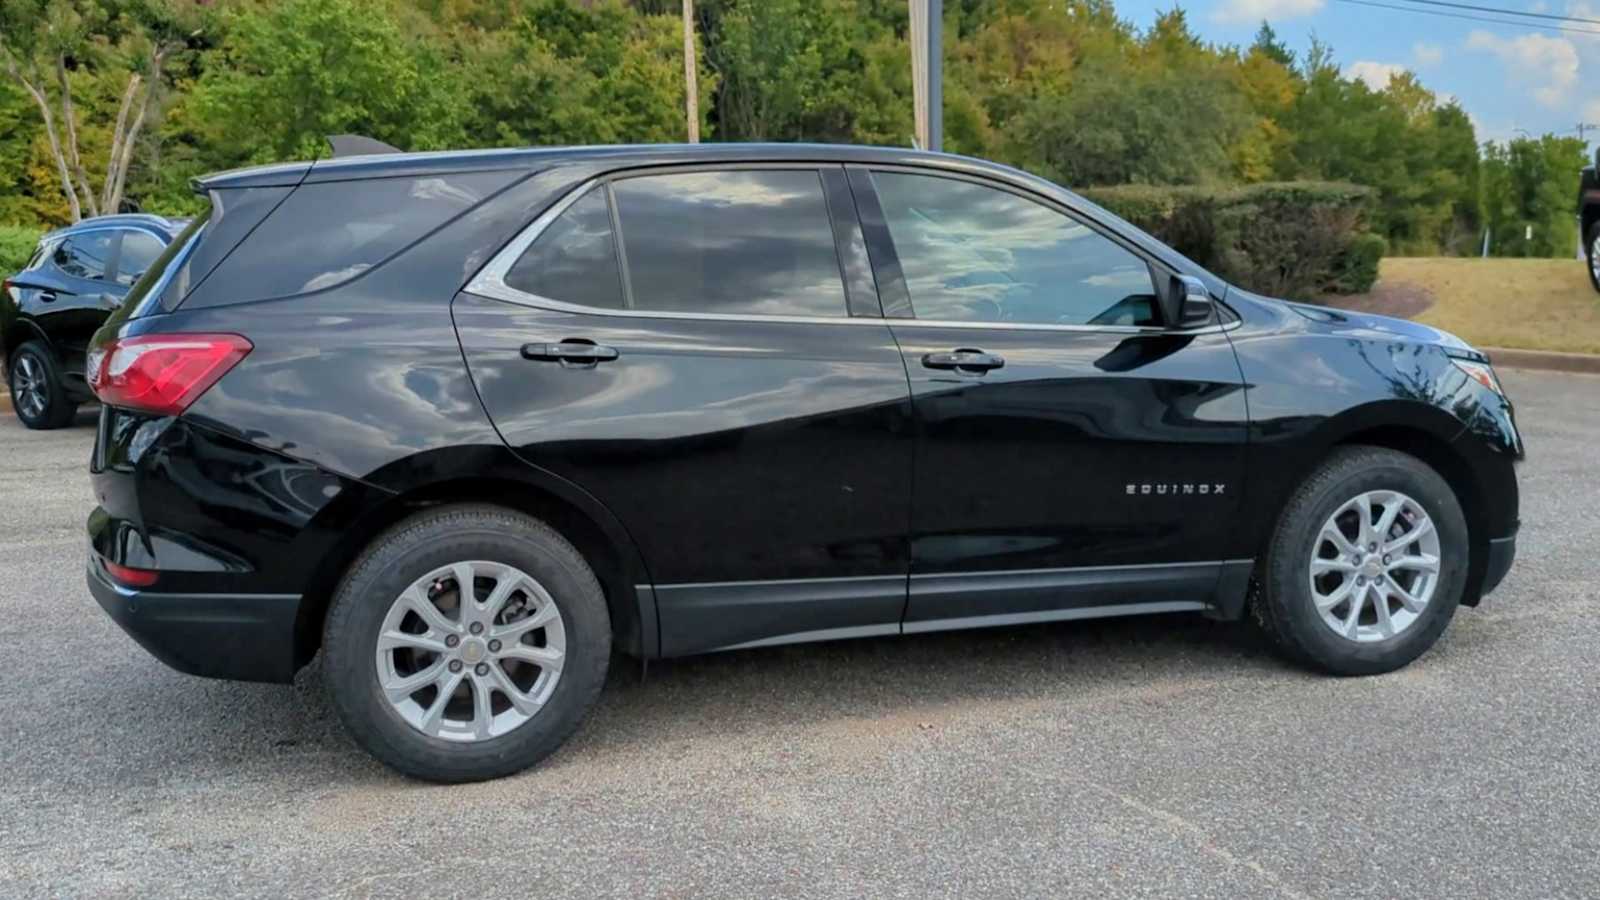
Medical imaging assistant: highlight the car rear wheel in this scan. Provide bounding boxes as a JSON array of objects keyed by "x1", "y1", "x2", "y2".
[
  {"x1": 1253, "y1": 446, "x2": 1469, "y2": 676},
  {"x1": 8, "y1": 342, "x2": 77, "y2": 430},
  {"x1": 323, "y1": 504, "x2": 611, "y2": 782},
  {"x1": 1587, "y1": 222, "x2": 1600, "y2": 294}
]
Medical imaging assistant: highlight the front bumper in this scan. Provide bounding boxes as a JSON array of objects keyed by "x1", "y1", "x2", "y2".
[
  {"x1": 1481, "y1": 533, "x2": 1516, "y2": 599},
  {"x1": 88, "y1": 554, "x2": 303, "y2": 684}
]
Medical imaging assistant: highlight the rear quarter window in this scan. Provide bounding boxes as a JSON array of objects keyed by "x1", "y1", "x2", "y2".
[{"x1": 183, "y1": 171, "x2": 518, "y2": 308}]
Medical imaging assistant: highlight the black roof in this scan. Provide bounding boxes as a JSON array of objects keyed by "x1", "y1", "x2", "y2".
[
  {"x1": 193, "y1": 143, "x2": 1022, "y2": 190},
  {"x1": 190, "y1": 142, "x2": 1220, "y2": 293},
  {"x1": 43, "y1": 213, "x2": 187, "y2": 239}
]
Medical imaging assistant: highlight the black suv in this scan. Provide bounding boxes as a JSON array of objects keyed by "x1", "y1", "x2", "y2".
[
  {"x1": 84, "y1": 144, "x2": 1522, "y2": 782},
  {"x1": 2, "y1": 214, "x2": 185, "y2": 428}
]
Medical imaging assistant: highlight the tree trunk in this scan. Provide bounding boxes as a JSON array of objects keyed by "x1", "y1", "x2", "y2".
[
  {"x1": 55, "y1": 55, "x2": 100, "y2": 218},
  {"x1": 105, "y1": 48, "x2": 166, "y2": 215},
  {"x1": 102, "y1": 74, "x2": 142, "y2": 212},
  {"x1": 1, "y1": 54, "x2": 81, "y2": 222}
]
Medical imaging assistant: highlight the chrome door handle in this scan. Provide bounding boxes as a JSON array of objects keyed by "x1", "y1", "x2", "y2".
[
  {"x1": 521, "y1": 341, "x2": 619, "y2": 364},
  {"x1": 922, "y1": 349, "x2": 1005, "y2": 372}
]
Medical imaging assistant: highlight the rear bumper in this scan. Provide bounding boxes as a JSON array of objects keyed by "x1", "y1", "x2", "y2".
[{"x1": 87, "y1": 554, "x2": 302, "y2": 684}]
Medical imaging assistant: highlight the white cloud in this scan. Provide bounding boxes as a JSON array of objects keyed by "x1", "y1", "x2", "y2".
[
  {"x1": 1211, "y1": 0, "x2": 1325, "y2": 25},
  {"x1": 1585, "y1": 99, "x2": 1600, "y2": 124},
  {"x1": 1412, "y1": 42, "x2": 1444, "y2": 67},
  {"x1": 1345, "y1": 61, "x2": 1407, "y2": 91},
  {"x1": 1466, "y1": 30, "x2": 1579, "y2": 108}
]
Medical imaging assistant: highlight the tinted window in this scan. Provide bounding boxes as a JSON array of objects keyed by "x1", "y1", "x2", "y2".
[
  {"x1": 54, "y1": 232, "x2": 113, "y2": 281},
  {"x1": 116, "y1": 231, "x2": 165, "y2": 285},
  {"x1": 873, "y1": 172, "x2": 1158, "y2": 327},
  {"x1": 505, "y1": 187, "x2": 624, "y2": 309},
  {"x1": 611, "y1": 170, "x2": 847, "y2": 317},
  {"x1": 189, "y1": 171, "x2": 517, "y2": 306}
]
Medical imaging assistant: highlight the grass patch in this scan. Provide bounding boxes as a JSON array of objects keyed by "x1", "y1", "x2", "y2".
[{"x1": 1385, "y1": 257, "x2": 1600, "y2": 355}]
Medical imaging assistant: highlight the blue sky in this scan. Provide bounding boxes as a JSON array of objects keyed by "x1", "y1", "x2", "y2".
[{"x1": 1118, "y1": 0, "x2": 1600, "y2": 149}]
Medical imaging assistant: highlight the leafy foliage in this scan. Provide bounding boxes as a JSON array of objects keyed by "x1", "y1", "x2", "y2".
[
  {"x1": 1085, "y1": 181, "x2": 1379, "y2": 298},
  {"x1": 0, "y1": 223, "x2": 43, "y2": 274},
  {"x1": 0, "y1": 0, "x2": 1579, "y2": 272}
]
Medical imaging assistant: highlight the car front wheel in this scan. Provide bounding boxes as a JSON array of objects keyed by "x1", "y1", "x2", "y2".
[
  {"x1": 1587, "y1": 222, "x2": 1600, "y2": 294},
  {"x1": 323, "y1": 505, "x2": 611, "y2": 782},
  {"x1": 1253, "y1": 446, "x2": 1469, "y2": 676}
]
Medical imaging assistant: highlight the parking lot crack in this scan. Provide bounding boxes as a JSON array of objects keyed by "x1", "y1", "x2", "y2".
[{"x1": 1073, "y1": 777, "x2": 1317, "y2": 900}]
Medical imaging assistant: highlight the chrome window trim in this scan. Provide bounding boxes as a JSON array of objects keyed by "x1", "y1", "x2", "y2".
[{"x1": 464, "y1": 174, "x2": 1240, "y2": 336}]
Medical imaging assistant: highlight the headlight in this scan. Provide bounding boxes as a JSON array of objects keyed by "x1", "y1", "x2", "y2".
[{"x1": 1451, "y1": 357, "x2": 1504, "y2": 396}]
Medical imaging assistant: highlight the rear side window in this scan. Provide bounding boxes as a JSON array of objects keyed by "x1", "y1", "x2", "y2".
[
  {"x1": 504, "y1": 187, "x2": 624, "y2": 309},
  {"x1": 54, "y1": 233, "x2": 113, "y2": 281},
  {"x1": 610, "y1": 170, "x2": 848, "y2": 317},
  {"x1": 115, "y1": 231, "x2": 165, "y2": 285},
  {"x1": 872, "y1": 171, "x2": 1159, "y2": 327},
  {"x1": 184, "y1": 171, "x2": 517, "y2": 307}
]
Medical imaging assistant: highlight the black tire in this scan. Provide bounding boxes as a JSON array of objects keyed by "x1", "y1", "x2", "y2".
[
  {"x1": 323, "y1": 504, "x2": 611, "y2": 782},
  {"x1": 1586, "y1": 221, "x2": 1600, "y2": 294},
  {"x1": 7, "y1": 341, "x2": 77, "y2": 429},
  {"x1": 1253, "y1": 446, "x2": 1469, "y2": 676}
]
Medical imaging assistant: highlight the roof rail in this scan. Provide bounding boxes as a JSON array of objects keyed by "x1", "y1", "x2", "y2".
[{"x1": 326, "y1": 134, "x2": 401, "y2": 158}]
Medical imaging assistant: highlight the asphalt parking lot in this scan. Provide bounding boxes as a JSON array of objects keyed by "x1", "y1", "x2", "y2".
[{"x1": 1, "y1": 368, "x2": 1596, "y2": 898}]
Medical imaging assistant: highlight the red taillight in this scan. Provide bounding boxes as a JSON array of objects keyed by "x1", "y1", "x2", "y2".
[
  {"x1": 87, "y1": 333, "x2": 252, "y2": 416},
  {"x1": 104, "y1": 559, "x2": 159, "y2": 588}
]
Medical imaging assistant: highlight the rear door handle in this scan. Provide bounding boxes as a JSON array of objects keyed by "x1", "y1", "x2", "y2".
[
  {"x1": 521, "y1": 341, "x2": 619, "y2": 364},
  {"x1": 922, "y1": 349, "x2": 1005, "y2": 372}
]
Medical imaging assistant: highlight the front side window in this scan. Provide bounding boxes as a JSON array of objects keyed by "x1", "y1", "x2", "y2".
[
  {"x1": 115, "y1": 231, "x2": 165, "y2": 285},
  {"x1": 55, "y1": 233, "x2": 113, "y2": 281},
  {"x1": 611, "y1": 170, "x2": 848, "y2": 318},
  {"x1": 872, "y1": 171, "x2": 1159, "y2": 327}
]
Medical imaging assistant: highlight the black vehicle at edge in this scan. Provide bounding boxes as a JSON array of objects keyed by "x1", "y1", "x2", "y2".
[
  {"x1": 84, "y1": 143, "x2": 1522, "y2": 782},
  {"x1": 2, "y1": 214, "x2": 186, "y2": 428}
]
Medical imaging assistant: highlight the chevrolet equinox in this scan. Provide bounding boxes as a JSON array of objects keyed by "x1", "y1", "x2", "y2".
[{"x1": 83, "y1": 144, "x2": 1522, "y2": 782}]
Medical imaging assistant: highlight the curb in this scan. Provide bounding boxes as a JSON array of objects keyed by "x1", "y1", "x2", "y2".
[{"x1": 1484, "y1": 347, "x2": 1600, "y2": 375}]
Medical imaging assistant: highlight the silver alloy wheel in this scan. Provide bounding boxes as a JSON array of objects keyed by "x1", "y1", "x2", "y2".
[
  {"x1": 376, "y1": 560, "x2": 566, "y2": 742},
  {"x1": 1309, "y1": 490, "x2": 1442, "y2": 643},
  {"x1": 12, "y1": 354, "x2": 47, "y2": 421},
  {"x1": 1591, "y1": 235, "x2": 1600, "y2": 286}
]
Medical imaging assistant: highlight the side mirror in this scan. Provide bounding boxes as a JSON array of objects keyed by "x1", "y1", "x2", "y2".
[{"x1": 1160, "y1": 274, "x2": 1214, "y2": 329}]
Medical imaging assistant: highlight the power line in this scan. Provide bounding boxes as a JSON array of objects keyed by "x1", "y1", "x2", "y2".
[
  {"x1": 1384, "y1": 0, "x2": 1600, "y2": 27},
  {"x1": 1330, "y1": 0, "x2": 1600, "y2": 36}
]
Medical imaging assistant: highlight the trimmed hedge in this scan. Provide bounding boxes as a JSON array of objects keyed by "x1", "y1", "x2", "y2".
[
  {"x1": 1080, "y1": 182, "x2": 1383, "y2": 299},
  {"x1": 0, "y1": 225, "x2": 44, "y2": 276}
]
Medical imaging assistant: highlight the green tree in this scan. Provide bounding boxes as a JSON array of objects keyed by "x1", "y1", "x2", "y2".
[
  {"x1": 187, "y1": 0, "x2": 468, "y2": 166},
  {"x1": 0, "y1": 0, "x2": 206, "y2": 222},
  {"x1": 1481, "y1": 135, "x2": 1586, "y2": 257}
]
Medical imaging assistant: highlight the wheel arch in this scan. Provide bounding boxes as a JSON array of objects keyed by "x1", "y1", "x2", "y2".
[
  {"x1": 292, "y1": 473, "x2": 657, "y2": 673},
  {"x1": 2, "y1": 316, "x2": 53, "y2": 376},
  {"x1": 1326, "y1": 424, "x2": 1490, "y2": 608}
]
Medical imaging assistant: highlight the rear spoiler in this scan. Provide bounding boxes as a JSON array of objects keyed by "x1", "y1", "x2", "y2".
[
  {"x1": 190, "y1": 135, "x2": 401, "y2": 193},
  {"x1": 327, "y1": 134, "x2": 402, "y2": 158}
]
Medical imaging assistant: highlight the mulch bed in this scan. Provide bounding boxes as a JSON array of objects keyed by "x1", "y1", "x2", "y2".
[{"x1": 1318, "y1": 280, "x2": 1435, "y2": 320}]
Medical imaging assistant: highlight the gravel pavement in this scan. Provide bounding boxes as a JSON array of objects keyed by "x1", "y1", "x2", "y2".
[{"x1": 1, "y1": 369, "x2": 1595, "y2": 899}]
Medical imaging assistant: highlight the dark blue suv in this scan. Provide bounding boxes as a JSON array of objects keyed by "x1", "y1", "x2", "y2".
[{"x1": 2, "y1": 214, "x2": 186, "y2": 428}]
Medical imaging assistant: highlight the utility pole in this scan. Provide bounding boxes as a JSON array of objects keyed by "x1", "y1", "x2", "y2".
[
  {"x1": 683, "y1": 0, "x2": 699, "y2": 143},
  {"x1": 909, "y1": 0, "x2": 942, "y2": 151}
]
